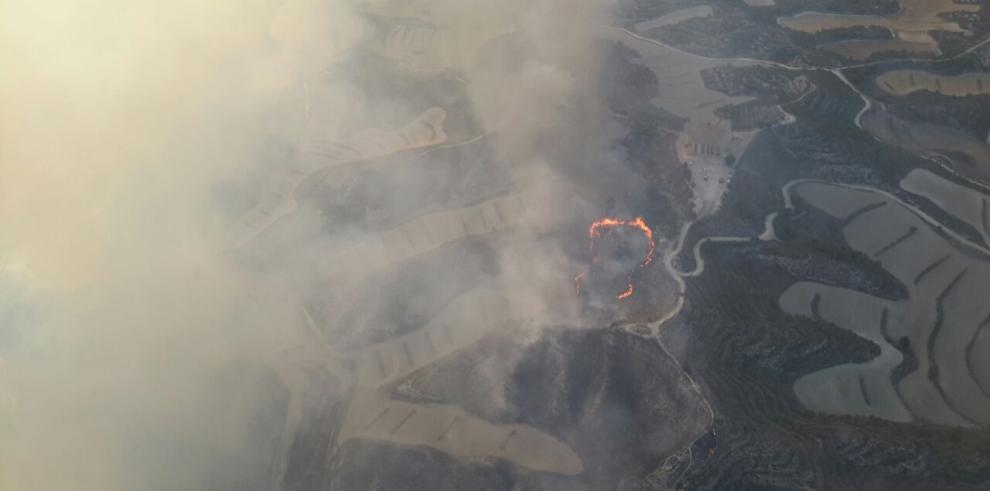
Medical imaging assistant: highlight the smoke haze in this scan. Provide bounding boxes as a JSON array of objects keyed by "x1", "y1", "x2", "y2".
[{"x1": 0, "y1": 0, "x2": 614, "y2": 489}]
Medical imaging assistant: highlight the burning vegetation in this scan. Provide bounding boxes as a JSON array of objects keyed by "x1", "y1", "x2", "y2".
[{"x1": 576, "y1": 217, "x2": 655, "y2": 300}]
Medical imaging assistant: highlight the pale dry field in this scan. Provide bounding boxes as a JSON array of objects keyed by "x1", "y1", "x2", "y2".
[
  {"x1": 877, "y1": 70, "x2": 990, "y2": 96},
  {"x1": 229, "y1": 107, "x2": 448, "y2": 249},
  {"x1": 301, "y1": 190, "x2": 587, "y2": 474},
  {"x1": 336, "y1": 289, "x2": 585, "y2": 475},
  {"x1": 779, "y1": 0, "x2": 980, "y2": 59},
  {"x1": 599, "y1": 27, "x2": 763, "y2": 124},
  {"x1": 779, "y1": 0, "x2": 977, "y2": 33},
  {"x1": 825, "y1": 38, "x2": 938, "y2": 60},
  {"x1": 781, "y1": 181, "x2": 990, "y2": 427},
  {"x1": 781, "y1": 282, "x2": 912, "y2": 422},
  {"x1": 901, "y1": 169, "x2": 990, "y2": 244},
  {"x1": 319, "y1": 192, "x2": 529, "y2": 278},
  {"x1": 790, "y1": 181, "x2": 881, "y2": 218},
  {"x1": 598, "y1": 27, "x2": 767, "y2": 215},
  {"x1": 339, "y1": 390, "x2": 584, "y2": 475},
  {"x1": 635, "y1": 5, "x2": 713, "y2": 32},
  {"x1": 350, "y1": 290, "x2": 511, "y2": 387}
]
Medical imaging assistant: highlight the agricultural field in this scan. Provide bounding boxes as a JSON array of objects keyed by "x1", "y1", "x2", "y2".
[
  {"x1": 782, "y1": 180, "x2": 990, "y2": 427},
  {"x1": 778, "y1": 0, "x2": 980, "y2": 59},
  {"x1": 877, "y1": 69, "x2": 990, "y2": 96}
]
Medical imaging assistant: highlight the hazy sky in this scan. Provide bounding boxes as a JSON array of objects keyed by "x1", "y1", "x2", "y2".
[
  {"x1": 1, "y1": 1, "x2": 365, "y2": 488},
  {"x1": 0, "y1": 0, "x2": 608, "y2": 489}
]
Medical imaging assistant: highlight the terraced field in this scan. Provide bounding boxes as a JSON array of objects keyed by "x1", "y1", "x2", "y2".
[
  {"x1": 336, "y1": 287, "x2": 585, "y2": 476},
  {"x1": 228, "y1": 107, "x2": 447, "y2": 250},
  {"x1": 781, "y1": 180, "x2": 990, "y2": 427},
  {"x1": 317, "y1": 192, "x2": 529, "y2": 278},
  {"x1": 348, "y1": 290, "x2": 512, "y2": 388},
  {"x1": 339, "y1": 390, "x2": 584, "y2": 475},
  {"x1": 901, "y1": 169, "x2": 990, "y2": 245},
  {"x1": 261, "y1": 197, "x2": 592, "y2": 484}
]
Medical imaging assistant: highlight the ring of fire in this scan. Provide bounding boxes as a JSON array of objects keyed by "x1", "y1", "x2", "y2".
[{"x1": 576, "y1": 217, "x2": 655, "y2": 300}]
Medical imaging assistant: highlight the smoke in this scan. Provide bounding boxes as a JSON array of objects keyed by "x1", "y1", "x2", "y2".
[
  {"x1": 0, "y1": 1, "x2": 365, "y2": 489},
  {"x1": 0, "y1": 0, "x2": 612, "y2": 489}
]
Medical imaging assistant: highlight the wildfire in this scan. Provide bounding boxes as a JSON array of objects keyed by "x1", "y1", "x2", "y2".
[
  {"x1": 577, "y1": 216, "x2": 655, "y2": 300},
  {"x1": 616, "y1": 284, "x2": 634, "y2": 300}
]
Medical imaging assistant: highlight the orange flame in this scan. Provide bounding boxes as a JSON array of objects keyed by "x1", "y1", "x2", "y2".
[
  {"x1": 616, "y1": 284, "x2": 635, "y2": 300},
  {"x1": 578, "y1": 216, "x2": 655, "y2": 300}
]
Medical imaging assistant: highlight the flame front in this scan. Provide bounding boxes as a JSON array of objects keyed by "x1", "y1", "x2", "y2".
[{"x1": 577, "y1": 216, "x2": 655, "y2": 300}]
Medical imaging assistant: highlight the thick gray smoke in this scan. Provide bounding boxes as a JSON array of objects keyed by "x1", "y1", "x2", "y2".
[{"x1": 0, "y1": 0, "x2": 613, "y2": 489}]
